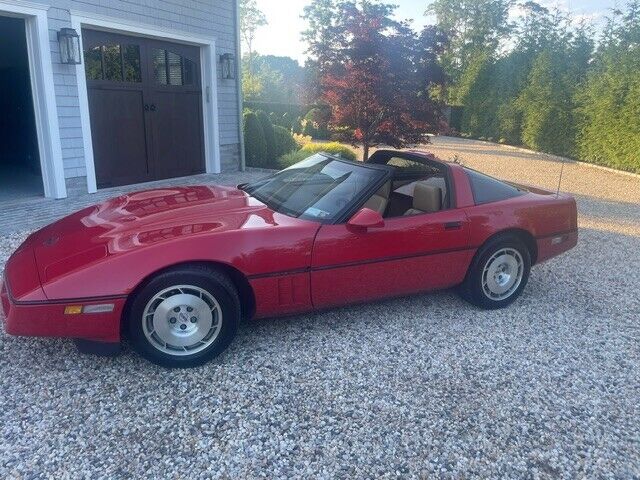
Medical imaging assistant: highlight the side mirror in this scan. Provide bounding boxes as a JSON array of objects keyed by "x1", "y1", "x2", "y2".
[{"x1": 347, "y1": 208, "x2": 385, "y2": 231}]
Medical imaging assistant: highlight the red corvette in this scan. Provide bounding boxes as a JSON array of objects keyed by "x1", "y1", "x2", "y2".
[{"x1": 1, "y1": 150, "x2": 577, "y2": 367}]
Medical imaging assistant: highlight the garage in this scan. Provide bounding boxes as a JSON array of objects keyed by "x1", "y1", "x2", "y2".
[
  {"x1": 82, "y1": 29, "x2": 206, "y2": 189},
  {"x1": 0, "y1": 16, "x2": 43, "y2": 201}
]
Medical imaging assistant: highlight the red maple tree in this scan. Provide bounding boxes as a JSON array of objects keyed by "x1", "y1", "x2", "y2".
[{"x1": 315, "y1": 1, "x2": 443, "y2": 160}]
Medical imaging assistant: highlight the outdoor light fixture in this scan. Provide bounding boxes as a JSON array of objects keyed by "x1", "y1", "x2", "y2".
[
  {"x1": 220, "y1": 53, "x2": 236, "y2": 80},
  {"x1": 57, "y1": 28, "x2": 82, "y2": 65}
]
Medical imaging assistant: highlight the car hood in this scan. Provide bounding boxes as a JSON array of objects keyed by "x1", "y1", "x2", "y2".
[{"x1": 28, "y1": 185, "x2": 278, "y2": 283}]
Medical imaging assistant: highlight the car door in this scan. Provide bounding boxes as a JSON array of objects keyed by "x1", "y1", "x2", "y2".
[{"x1": 310, "y1": 209, "x2": 473, "y2": 309}]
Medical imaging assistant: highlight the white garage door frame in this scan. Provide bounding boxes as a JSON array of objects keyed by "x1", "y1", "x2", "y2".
[
  {"x1": 70, "y1": 11, "x2": 222, "y2": 193},
  {"x1": 0, "y1": 0, "x2": 67, "y2": 199}
]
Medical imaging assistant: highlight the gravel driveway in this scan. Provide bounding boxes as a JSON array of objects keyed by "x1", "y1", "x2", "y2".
[{"x1": 1, "y1": 137, "x2": 639, "y2": 478}]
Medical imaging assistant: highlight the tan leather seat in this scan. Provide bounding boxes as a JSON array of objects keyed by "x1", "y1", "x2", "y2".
[
  {"x1": 363, "y1": 181, "x2": 391, "y2": 215},
  {"x1": 404, "y1": 182, "x2": 442, "y2": 215}
]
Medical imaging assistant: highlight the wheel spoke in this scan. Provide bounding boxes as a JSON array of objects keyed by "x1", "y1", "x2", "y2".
[{"x1": 142, "y1": 283, "x2": 224, "y2": 357}]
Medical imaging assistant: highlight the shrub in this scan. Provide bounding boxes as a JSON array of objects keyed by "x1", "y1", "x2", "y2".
[
  {"x1": 243, "y1": 111, "x2": 268, "y2": 168},
  {"x1": 292, "y1": 116, "x2": 303, "y2": 134},
  {"x1": 281, "y1": 112, "x2": 292, "y2": 129},
  {"x1": 273, "y1": 125, "x2": 299, "y2": 158},
  {"x1": 278, "y1": 142, "x2": 357, "y2": 168},
  {"x1": 302, "y1": 108, "x2": 331, "y2": 139},
  {"x1": 293, "y1": 133, "x2": 313, "y2": 148},
  {"x1": 256, "y1": 110, "x2": 277, "y2": 164}
]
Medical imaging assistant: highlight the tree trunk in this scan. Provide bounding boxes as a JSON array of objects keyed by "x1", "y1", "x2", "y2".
[{"x1": 362, "y1": 142, "x2": 370, "y2": 162}]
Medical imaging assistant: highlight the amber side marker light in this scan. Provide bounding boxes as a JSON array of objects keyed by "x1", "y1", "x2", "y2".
[{"x1": 64, "y1": 304, "x2": 115, "y2": 315}]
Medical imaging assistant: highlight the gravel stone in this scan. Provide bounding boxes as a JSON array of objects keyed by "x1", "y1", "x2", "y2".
[{"x1": 1, "y1": 137, "x2": 639, "y2": 478}]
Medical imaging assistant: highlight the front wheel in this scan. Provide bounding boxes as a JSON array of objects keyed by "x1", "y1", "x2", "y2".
[
  {"x1": 127, "y1": 265, "x2": 240, "y2": 368},
  {"x1": 460, "y1": 236, "x2": 531, "y2": 309}
]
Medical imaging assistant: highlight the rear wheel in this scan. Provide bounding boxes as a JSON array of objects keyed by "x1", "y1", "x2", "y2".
[
  {"x1": 127, "y1": 265, "x2": 240, "y2": 368},
  {"x1": 460, "y1": 235, "x2": 531, "y2": 309}
]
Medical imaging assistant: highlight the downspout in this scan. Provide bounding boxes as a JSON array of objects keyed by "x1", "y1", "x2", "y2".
[{"x1": 235, "y1": 0, "x2": 246, "y2": 171}]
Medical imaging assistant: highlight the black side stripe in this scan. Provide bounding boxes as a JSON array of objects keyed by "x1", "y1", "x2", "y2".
[
  {"x1": 246, "y1": 229, "x2": 578, "y2": 281},
  {"x1": 247, "y1": 246, "x2": 478, "y2": 280}
]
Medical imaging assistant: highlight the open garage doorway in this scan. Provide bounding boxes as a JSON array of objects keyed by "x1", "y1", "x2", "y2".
[{"x1": 0, "y1": 15, "x2": 43, "y2": 201}]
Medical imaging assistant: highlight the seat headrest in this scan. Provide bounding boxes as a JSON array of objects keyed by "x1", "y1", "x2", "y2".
[{"x1": 413, "y1": 182, "x2": 442, "y2": 213}]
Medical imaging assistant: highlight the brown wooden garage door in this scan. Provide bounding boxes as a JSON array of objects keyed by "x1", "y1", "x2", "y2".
[{"x1": 83, "y1": 29, "x2": 205, "y2": 188}]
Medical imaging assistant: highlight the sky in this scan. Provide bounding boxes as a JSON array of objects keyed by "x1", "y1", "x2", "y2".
[{"x1": 250, "y1": 0, "x2": 617, "y2": 64}]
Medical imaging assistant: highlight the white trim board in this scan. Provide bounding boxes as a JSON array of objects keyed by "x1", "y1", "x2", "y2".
[
  {"x1": 0, "y1": 1, "x2": 68, "y2": 199},
  {"x1": 70, "y1": 12, "x2": 221, "y2": 193}
]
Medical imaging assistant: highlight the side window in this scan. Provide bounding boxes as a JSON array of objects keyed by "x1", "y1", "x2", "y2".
[
  {"x1": 84, "y1": 43, "x2": 141, "y2": 83},
  {"x1": 465, "y1": 168, "x2": 525, "y2": 205},
  {"x1": 152, "y1": 49, "x2": 197, "y2": 86}
]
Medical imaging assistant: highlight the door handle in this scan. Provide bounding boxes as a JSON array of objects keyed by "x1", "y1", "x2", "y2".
[
  {"x1": 443, "y1": 221, "x2": 463, "y2": 231},
  {"x1": 150, "y1": 104, "x2": 157, "y2": 112},
  {"x1": 144, "y1": 104, "x2": 150, "y2": 111}
]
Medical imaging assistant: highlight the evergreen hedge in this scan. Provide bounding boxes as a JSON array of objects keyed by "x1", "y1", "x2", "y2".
[
  {"x1": 273, "y1": 126, "x2": 299, "y2": 158},
  {"x1": 256, "y1": 110, "x2": 277, "y2": 163},
  {"x1": 243, "y1": 111, "x2": 268, "y2": 168}
]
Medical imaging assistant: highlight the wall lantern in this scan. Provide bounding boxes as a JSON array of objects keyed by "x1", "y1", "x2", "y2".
[
  {"x1": 220, "y1": 53, "x2": 236, "y2": 80},
  {"x1": 57, "y1": 28, "x2": 82, "y2": 65}
]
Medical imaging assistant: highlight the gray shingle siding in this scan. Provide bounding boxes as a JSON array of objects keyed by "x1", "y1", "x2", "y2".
[{"x1": 29, "y1": 0, "x2": 241, "y2": 189}]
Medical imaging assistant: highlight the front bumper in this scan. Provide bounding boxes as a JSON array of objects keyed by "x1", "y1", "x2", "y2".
[{"x1": 1, "y1": 277, "x2": 124, "y2": 343}]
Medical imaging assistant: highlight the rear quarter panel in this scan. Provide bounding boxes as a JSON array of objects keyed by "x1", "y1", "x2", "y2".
[{"x1": 464, "y1": 192, "x2": 578, "y2": 263}]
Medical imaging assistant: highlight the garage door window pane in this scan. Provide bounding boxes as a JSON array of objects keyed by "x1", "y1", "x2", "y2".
[
  {"x1": 153, "y1": 49, "x2": 168, "y2": 85},
  {"x1": 123, "y1": 45, "x2": 141, "y2": 83},
  {"x1": 103, "y1": 44, "x2": 122, "y2": 81},
  {"x1": 84, "y1": 46, "x2": 102, "y2": 80},
  {"x1": 168, "y1": 51, "x2": 182, "y2": 85},
  {"x1": 183, "y1": 58, "x2": 196, "y2": 85}
]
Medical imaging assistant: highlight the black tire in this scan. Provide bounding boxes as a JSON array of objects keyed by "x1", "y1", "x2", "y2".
[
  {"x1": 459, "y1": 235, "x2": 531, "y2": 309},
  {"x1": 127, "y1": 264, "x2": 240, "y2": 368}
]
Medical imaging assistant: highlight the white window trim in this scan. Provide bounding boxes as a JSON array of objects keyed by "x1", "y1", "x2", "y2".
[
  {"x1": 0, "y1": 0, "x2": 67, "y2": 199},
  {"x1": 69, "y1": 11, "x2": 221, "y2": 193}
]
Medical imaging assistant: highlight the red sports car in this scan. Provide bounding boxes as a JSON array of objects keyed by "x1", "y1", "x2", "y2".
[{"x1": 1, "y1": 150, "x2": 577, "y2": 367}]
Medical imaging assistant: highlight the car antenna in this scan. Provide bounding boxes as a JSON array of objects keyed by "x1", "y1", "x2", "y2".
[{"x1": 556, "y1": 155, "x2": 566, "y2": 198}]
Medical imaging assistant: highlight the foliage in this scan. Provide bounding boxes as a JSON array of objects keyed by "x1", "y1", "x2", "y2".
[
  {"x1": 293, "y1": 133, "x2": 313, "y2": 148},
  {"x1": 256, "y1": 110, "x2": 277, "y2": 162},
  {"x1": 427, "y1": 0, "x2": 513, "y2": 103},
  {"x1": 241, "y1": 55, "x2": 306, "y2": 103},
  {"x1": 292, "y1": 117, "x2": 303, "y2": 134},
  {"x1": 302, "y1": 0, "x2": 347, "y2": 78},
  {"x1": 576, "y1": 2, "x2": 640, "y2": 172},
  {"x1": 446, "y1": 1, "x2": 597, "y2": 159},
  {"x1": 304, "y1": 0, "x2": 443, "y2": 160},
  {"x1": 273, "y1": 125, "x2": 299, "y2": 158},
  {"x1": 517, "y1": 50, "x2": 577, "y2": 156},
  {"x1": 239, "y1": 0, "x2": 267, "y2": 72},
  {"x1": 243, "y1": 111, "x2": 268, "y2": 168},
  {"x1": 302, "y1": 107, "x2": 331, "y2": 139},
  {"x1": 278, "y1": 142, "x2": 357, "y2": 168}
]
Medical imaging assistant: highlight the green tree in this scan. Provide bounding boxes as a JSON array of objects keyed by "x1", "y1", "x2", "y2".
[
  {"x1": 302, "y1": 0, "x2": 347, "y2": 76},
  {"x1": 241, "y1": 55, "x2": 306, "y2": 103},
  {"x1": 517, "y1": 50, "x2": 577, "y2": 156},
  {"x1": 576, "y1": 2, "x2": 640, "y2": 172},
  {"x1": 239, "y1": 0, "x2": 267, "y2": 70},
  {"x1": 427, "y1": 0, "x2": 513, "y2": 102}
]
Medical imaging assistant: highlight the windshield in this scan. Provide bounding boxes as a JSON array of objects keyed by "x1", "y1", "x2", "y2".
[{"x1": 242, "y1": 154, "x2": 387, "y2": 222}]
